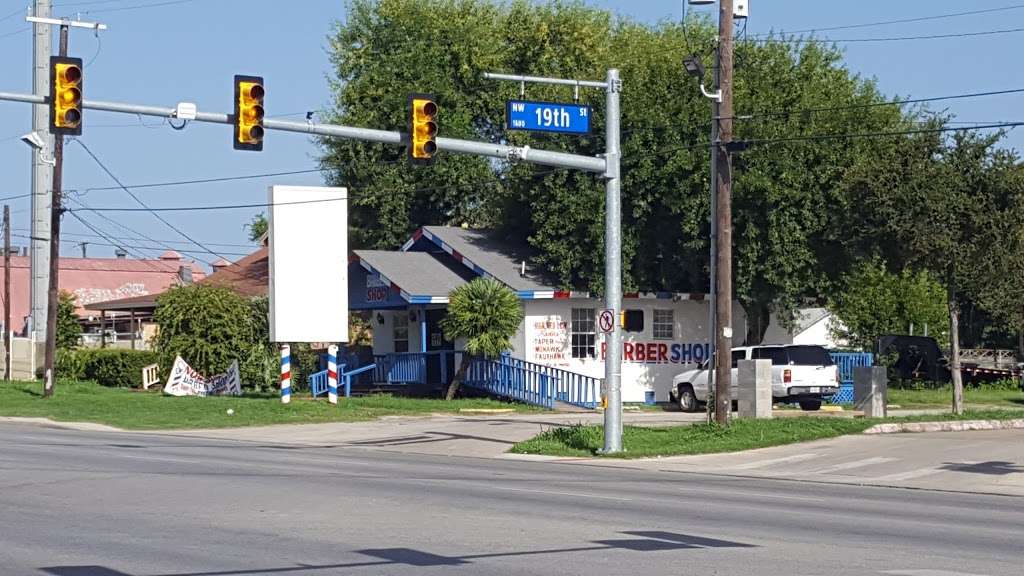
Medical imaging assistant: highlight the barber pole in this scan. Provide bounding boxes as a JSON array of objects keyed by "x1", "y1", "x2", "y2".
[
  {"x1": 280, "y1": 344, "x2": 291, "y2": 404},
  {"x1": 327, "y1": 344, "x2": 339, "y2": 405}
]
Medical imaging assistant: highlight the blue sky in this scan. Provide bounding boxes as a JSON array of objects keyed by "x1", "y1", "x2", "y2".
[{"x1": 0, "y1": 0, "x2": 1021, "y2": 266}]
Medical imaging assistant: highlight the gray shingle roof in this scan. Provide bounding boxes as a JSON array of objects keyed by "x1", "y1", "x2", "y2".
[
  {"x1": 421, "y1": 226, "x2": 559, "y2": 292},
  {"x1": 354, "y1": 250, "x2": 474, "y2": 298}
]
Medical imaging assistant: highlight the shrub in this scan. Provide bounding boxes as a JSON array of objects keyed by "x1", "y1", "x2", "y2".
[
  {"x1": 56, "y1": 348, "x2": 87, "y2": 380},
  {"x1": 154, "y1": 284, "x2": 256, "y2": 382},
  {"x1": 57, "y1": 290, "x2": 82, "y2": 350},
  {"x1": 57, "y1": 348, "x2": 159, "y2": 387}
]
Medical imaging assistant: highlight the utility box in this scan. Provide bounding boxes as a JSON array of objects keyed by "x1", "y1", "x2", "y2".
[
  {"x1": 737, "y1": 359, "x2": 772, "y2": 418},
  {"x1": 854, "y1": 366, "x2": 887, "y2": 418}
]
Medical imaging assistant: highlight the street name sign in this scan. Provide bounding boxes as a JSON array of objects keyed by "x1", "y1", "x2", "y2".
[{"x1": 506, "y1": 99, "x2": 591, "y2": 134}]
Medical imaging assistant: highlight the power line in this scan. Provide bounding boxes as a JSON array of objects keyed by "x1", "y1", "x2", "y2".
[
  {"x1": 75, "y1": 167, "x2": 325, "y2": 193},
  {"x1": 0, "y1": 26, "x2": 30, "y2": 40},
  {"x1": 58, "y1": 0, "x2": 197, "y2": 15},
  {"x1": 749, "y1": 4, "x2": 1024, "y2": 37},
  {"x1": 60, "y1": 118, "x2": 1024, "y2": 214},
  {"x1": 15, "y1": 228, "x2": 257, "y2": 248},
  {"x1": 732, "y1": 87, "x2": 1024, "y2": 124},
  {"x1": 71, "y1": 139, "x2": 231, "y2": 262},
  {"x1": 11, "y1": 233, "x2": 251, "y2": 257},
  {"x1": 746, "y1": 27, "x2": 1024, "y2": 44}
]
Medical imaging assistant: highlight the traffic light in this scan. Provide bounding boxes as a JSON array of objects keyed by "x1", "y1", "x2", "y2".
[
  {"x1": 233, "y1": 75, "x2": 265, "y2": 151},
  {"x1": 408, "y1": 93, "x2": 437, "y2": 165},
  {"x1": 49, "y1": 56, "x2": 82, "y2": 136}
]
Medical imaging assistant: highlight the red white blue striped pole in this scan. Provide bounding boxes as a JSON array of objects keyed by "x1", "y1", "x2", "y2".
[
  {"x1": 280, "y1": 344, "x2": 291, "y2": 404},
  {"x1": 327, "y1": 344, "x2": 339, "y2": 405}
]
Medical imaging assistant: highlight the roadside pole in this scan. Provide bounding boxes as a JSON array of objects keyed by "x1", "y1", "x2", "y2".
[
  {"x1": 30, "y1": 0, "x2": 53, "y2": 350},
  {"x1": 602, "y1": 69, "x2": 623, "y2": 452},
  {"x1": 713, "y1": 0, "x2": 735, "y2": 426},
  {"x1": 706, "y1": 46, "x2": 719, "y2": 425},
  {"x1": 42, "y1": 24, "x2": 68, "y2": 398},
  {"x1": 4, "y1": 204, "x2": 11, "y2": 381},
  {"x1": 481, "y1": 70, "x2": 624, "y2": 452}
]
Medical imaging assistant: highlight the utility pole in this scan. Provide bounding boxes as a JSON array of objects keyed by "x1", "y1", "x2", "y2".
[
  {"x1": 4, "y1": 205, "x2": 11, "y2": 381},
  {"x1": 706, "y1": 45, "x2": 720, "y2": 425},
  {"x1": 42, "y1": 24, "x2": 68, "y2": 397},
  {"x1": 78, "y1": 242, "x2": 87, "y2": 258},
  {"x1": 31, "y1": 0, "x2": 53, "y2": 349},
  {"x1": 713, "y1": 0, "x2": 735, "y2": 425}
]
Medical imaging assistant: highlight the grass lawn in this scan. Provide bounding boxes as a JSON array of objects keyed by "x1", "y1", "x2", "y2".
[
  {"x1": 511, "y1": 409, "x2": 1024, "y2": 458},
  {"x1": 0, "y1": 380, "x2": 540, "y2": 430},
  {"x1": 887, "y1": 386, "x2": 1024, "y2": 409}
]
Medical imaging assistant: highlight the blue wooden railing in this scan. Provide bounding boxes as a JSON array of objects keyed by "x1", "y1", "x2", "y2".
[
  {"x1": 828, "y1": 352, "x2": 874, "y2": 404},
  {"x1": 309, "y1": 350, "x2": 600, "y2": 410},
  {"x1": 495, "y1": 355, "x2": 601, "y2": 409},
  {"x1": 462, "y1": 354, "x2": 601, "y2": 409},
  {"x1": 463, "y1": 356, "x2": 552, "y2": 408},
  {"x1": 309, "y1": 362, "x2": 379, "y2": 398},
  {"x1": 372, "y1": 351, "x2": 461, "y2": 385}
]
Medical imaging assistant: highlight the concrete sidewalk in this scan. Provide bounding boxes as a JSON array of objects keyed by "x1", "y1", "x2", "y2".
[
  {"x1": 564, "y1": 429, "x2": 1024, "y2": 496},
  {"x1": 156, "y1": 409, "x2": 708, "y2": 458}
]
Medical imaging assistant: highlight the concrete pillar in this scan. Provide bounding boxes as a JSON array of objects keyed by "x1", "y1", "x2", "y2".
[
  {"x1": 737, "y1": 359, "x2": 772, "y2": 419},
  {"x1": 854, "y1": 366, "x2": 887, "y2": 418}
]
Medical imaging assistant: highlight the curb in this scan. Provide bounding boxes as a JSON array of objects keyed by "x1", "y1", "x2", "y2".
[
  {"x1": 0, "y1": 416, "x2": 123, "y2": 432},
  {"x1": 864, "y1": 419, "x2": 1024, "y2": 435}
]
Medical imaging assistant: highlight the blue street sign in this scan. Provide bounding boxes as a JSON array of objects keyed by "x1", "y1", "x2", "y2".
[{"x1": 506, "y1": 100, "x2": 591, "y2": 135}]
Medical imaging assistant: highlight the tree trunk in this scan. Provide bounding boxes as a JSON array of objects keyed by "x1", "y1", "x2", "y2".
[
  {"x1": 743, "y1": 299, "x2": 771, "y2": 346},
  {"x1": 445, "y1": 355, "x2": 469, "y2": 401},
  {"x1": 948, "y1": 284, "x2": 964, "y2": 415}
]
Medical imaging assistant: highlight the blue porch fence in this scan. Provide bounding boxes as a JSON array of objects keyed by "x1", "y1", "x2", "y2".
[
  {"x1": 309, "y1": 363, "x2": 378, "y2": 398},
  {"x1": 828, "y1": 352, "x2": 874, "y2": 404},
  {"x1": 307, "y1": 350, "x2": 601, "y2": 409}
]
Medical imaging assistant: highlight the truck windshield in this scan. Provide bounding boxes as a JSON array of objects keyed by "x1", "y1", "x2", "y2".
[{"x1": 785, "y1": 346, "x2": 834, "y2": 366}]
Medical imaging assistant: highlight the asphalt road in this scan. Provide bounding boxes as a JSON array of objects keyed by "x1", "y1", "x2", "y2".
[{"x1": 2, "y1": 422, "x2": 1022, "y2": 576}]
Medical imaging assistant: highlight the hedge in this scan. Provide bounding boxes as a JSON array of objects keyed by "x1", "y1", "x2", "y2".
[{"x1": 56, "y1": 348, "x2": 160, "y2": 388}]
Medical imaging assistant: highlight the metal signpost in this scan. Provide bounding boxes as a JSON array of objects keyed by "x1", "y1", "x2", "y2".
[
  {"x1": 505, "y1": 100, "x2": 591, "y2": 134},
  {"x1": 0, "y1": 58, "x2": 625, "y2": 452}
]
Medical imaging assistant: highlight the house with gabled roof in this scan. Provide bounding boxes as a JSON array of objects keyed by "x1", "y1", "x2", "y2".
[{"x1": 351, "y1": 225, "x2": 748, "y2": 403}]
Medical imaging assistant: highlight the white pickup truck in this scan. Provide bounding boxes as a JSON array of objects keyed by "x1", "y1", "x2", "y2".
[{"x1": 669, "y1": 345, "x2": 840, "y2": 412}]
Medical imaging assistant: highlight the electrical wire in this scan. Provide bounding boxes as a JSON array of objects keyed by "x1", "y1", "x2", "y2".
[
  {"x1": 746, "y1": 27, "x2": 1024, "y2": 44},
  {"x1": 0, "y1": 7, "x2": 25, "y2": 24},
  {"x1": 748, "y1": 4, "x2": 1024, "y2": 37},
  {"x1": 16, "y1": 228, "x2": 257, "y2": 248},
  {"x1": 0, "y1": 26, "x2": 30, "y2": 40},
  {"x1": 11, "y1": 233, "x2": 251, "y2": 257},
  {"x1": 71, "y1": 139, "x2": 231, "y2": 262}
]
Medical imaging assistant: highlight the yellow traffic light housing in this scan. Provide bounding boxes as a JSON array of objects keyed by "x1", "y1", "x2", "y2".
[
  {"x1": 408, "y1": 93, "x2": 437, "y2": 165},
  {"x1": 49, "y1": 56, "x2": 83, "y2": 135},
  {"x1": 234, "y1": 75, "x2": 265, "y2": 151}
]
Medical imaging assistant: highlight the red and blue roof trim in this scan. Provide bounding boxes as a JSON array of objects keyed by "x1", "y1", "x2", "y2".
[
  {"x1": 401, "y1": 227, "x2": 709, "y2": 302},
  {"x1": 352, "y1": 254, "x2": 449, "y2": 305}
]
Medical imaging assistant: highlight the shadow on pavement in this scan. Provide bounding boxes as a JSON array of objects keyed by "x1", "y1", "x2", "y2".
[
  {"x1": 39, "y1": 530, "x2": 757, "y2": 575},
  {"x1": 941, "y1": 460, "x2": 1024, "y2": 475}
]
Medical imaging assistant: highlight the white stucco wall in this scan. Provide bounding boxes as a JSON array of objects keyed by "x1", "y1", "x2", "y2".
[{"x1": 516, "y1": 298, "x2": 747, "y2": 403}]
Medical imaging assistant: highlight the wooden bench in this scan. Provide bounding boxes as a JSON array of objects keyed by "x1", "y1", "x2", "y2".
[{"x1": 142, "y1": 364, "x2": 161, "y2": 390}]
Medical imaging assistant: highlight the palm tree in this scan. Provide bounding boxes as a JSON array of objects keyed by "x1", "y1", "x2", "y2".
[{"x1": 441, "y1": 278, "x2": 522, "y2": 400}]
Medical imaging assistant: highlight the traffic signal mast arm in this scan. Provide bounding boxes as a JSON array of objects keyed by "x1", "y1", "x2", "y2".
[{"x1": 0, "y1": 90, "x2": 607, "y2": 174}]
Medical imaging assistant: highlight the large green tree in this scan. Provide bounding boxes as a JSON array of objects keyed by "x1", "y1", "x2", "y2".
[
  {"x1": 829, "y1": 259, "x2": 948, "y2": 351},
  {"x1": 321, "y1": 0, "x2": 913, "y2": 339},
  {"x1": 843, "y1": 130, "x2": 1020, "y2": 414}
]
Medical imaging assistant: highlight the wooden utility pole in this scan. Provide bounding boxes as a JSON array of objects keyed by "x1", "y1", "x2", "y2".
[
  {"x1": 713, "y1": 0, "x2": 735, "y2": 425},
  {"x1": 42, "y1": 24, "x2": 68, "y2": 397},
  {"x1": 4, "y1": 205, "x2": 11, "y2": 381}
]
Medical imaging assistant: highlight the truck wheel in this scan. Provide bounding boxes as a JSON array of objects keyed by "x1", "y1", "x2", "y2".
[
  {"x1": 799, "y1": 400, "x2": 822, "y2": 412},
  {"x1": 677, "y1": 384, "x2": 699, "y2": 413}
]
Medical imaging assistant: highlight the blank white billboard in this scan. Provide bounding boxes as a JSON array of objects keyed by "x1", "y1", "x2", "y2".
[{"x1": 268, "y1": 185, "x2": 348, "y2": 343}]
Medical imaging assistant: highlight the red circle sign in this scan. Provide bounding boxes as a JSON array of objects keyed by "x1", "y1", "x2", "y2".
[{"x1": 598, "y1": 309, "x2": 615, "y2": 333}]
